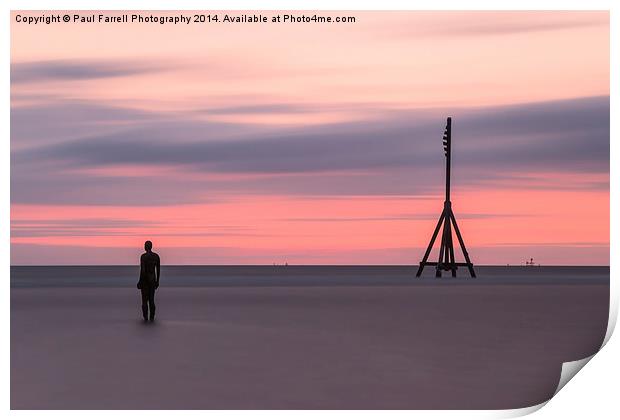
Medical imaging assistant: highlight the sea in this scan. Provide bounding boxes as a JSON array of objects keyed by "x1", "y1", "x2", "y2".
[{"x1": 10, "y1": 265, "x2": 610, "y2": 288}]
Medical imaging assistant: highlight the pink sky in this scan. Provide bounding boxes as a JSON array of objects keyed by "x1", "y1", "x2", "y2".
[{"x1": 10, "y1": 11, "x2": 609, "y2": 265}]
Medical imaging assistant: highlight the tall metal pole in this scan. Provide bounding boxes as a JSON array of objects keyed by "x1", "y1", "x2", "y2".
[{"x1": 444, "y1": 117, "x2": 451, "y2": 203}]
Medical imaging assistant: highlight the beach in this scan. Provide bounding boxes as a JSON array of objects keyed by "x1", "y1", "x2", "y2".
[{"x1": 11, "y1": 266, "x2": 609, "y2": 409}]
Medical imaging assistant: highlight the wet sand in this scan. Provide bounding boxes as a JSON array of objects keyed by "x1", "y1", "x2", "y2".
[{"x1": 11, "y1": 278, "x2": 608, "y2": 409}]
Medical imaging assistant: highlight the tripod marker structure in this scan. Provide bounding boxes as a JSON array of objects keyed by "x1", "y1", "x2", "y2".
[{"x1": 416, "y1": 117, "x2": 476, "y2": 278}]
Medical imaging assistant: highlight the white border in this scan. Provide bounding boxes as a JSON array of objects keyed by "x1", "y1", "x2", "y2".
[{"x1": 3, "y1": 1, "x2": 617, "y2": 419}]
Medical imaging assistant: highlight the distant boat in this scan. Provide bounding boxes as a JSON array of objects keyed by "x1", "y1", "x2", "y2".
[{"x1": 525, "y1": 258, "x2": 536, "y2": 266}]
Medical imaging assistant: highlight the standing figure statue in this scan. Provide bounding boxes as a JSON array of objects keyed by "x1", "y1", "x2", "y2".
[{"x1": 137, "y1": 240, "x2": 161, "y2": 322}]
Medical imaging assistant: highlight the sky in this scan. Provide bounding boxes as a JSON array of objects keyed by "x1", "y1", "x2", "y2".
[{"x1": 10, "y1": 11, "x2": 609, "y2": 265}]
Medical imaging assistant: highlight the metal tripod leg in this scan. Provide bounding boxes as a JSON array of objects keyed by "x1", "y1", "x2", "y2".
[
  {"x1": 446, "y1": 218, "x2": 457, "y2": 277},
  {"x1": 436, "y1": 223, "x2": 447, "y2": 278},
  {"x1": 449, "y1": 212, "x2": 476, "y2": 278},
  {"x1": 416, "y1": 210, "x2": 445, "y2": 277}
]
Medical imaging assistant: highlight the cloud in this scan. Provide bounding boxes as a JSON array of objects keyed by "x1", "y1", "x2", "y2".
[
  {"x1": 11, "y1": 101, "x2": 157, "y2": 147},
  {"x1": 283, "y1": 213, "x2": 531, "y2": 222},
  {"x1": 11, "y1": 217, "x2": 159, "y2": 238},
  {"x1": 16, "y1": 96, "x2": 609, "y2": 172},
  {"x1": 11, "y1": 228, "x2": 268, "y2": 238},
  {"x1": 11, "y1": 218, "x2": 162, "y2": 228},
  {"x1": 492, "y1": 241, "x2": 608, "y2": 247},
  {"x1": 11, "y1": 59, "x2": 167, "y2": 84},
  {"x1": 196, "y1": 102, "x2": 394, "y2": 116},
  {"x1": 11, "y1": 218, "x2": 263, "y2": 238},
  {"x1": 11, "y1": 96, "x2": 609, "y2": 205},
  {"x1": 385, "y1": 12, "x2": 608, "y2": 39},
  {"x1": 200, "y1": 103, "x2": 316, "y2": 116},
  {"x1": 455, "y1": 96, "x2": 610, "y2": 171},
  {"x1": 436, "y1": 16, "x2": 606, "y2": 37}
]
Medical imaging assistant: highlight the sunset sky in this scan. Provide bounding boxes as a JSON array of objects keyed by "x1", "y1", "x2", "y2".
[{"x1": 10, "y1": 11, "x2": 609, "y2": 265}]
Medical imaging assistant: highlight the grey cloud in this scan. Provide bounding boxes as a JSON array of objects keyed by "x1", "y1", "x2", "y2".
[
  {"x1": 10, "y1": 168, "x2": 226, "y2": 206},
  {"x1": 11, "y1": 102, "x2": 156, "y2": 146},
  {"x1": 11, "y1": 99, "x2": 272, "y2": 149},
  {"x1": 15, "y1": 96, "x2": 608, "y2": 173},
  {"x1": 11, "y1": 59, "x2": 167, "y2": 84},
  {"x1": 11, "y1": 96, "x2": 609, "y2": 205},
  {"x1": 11, "y1": 103, "x2": 438, "y2": 176}
]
